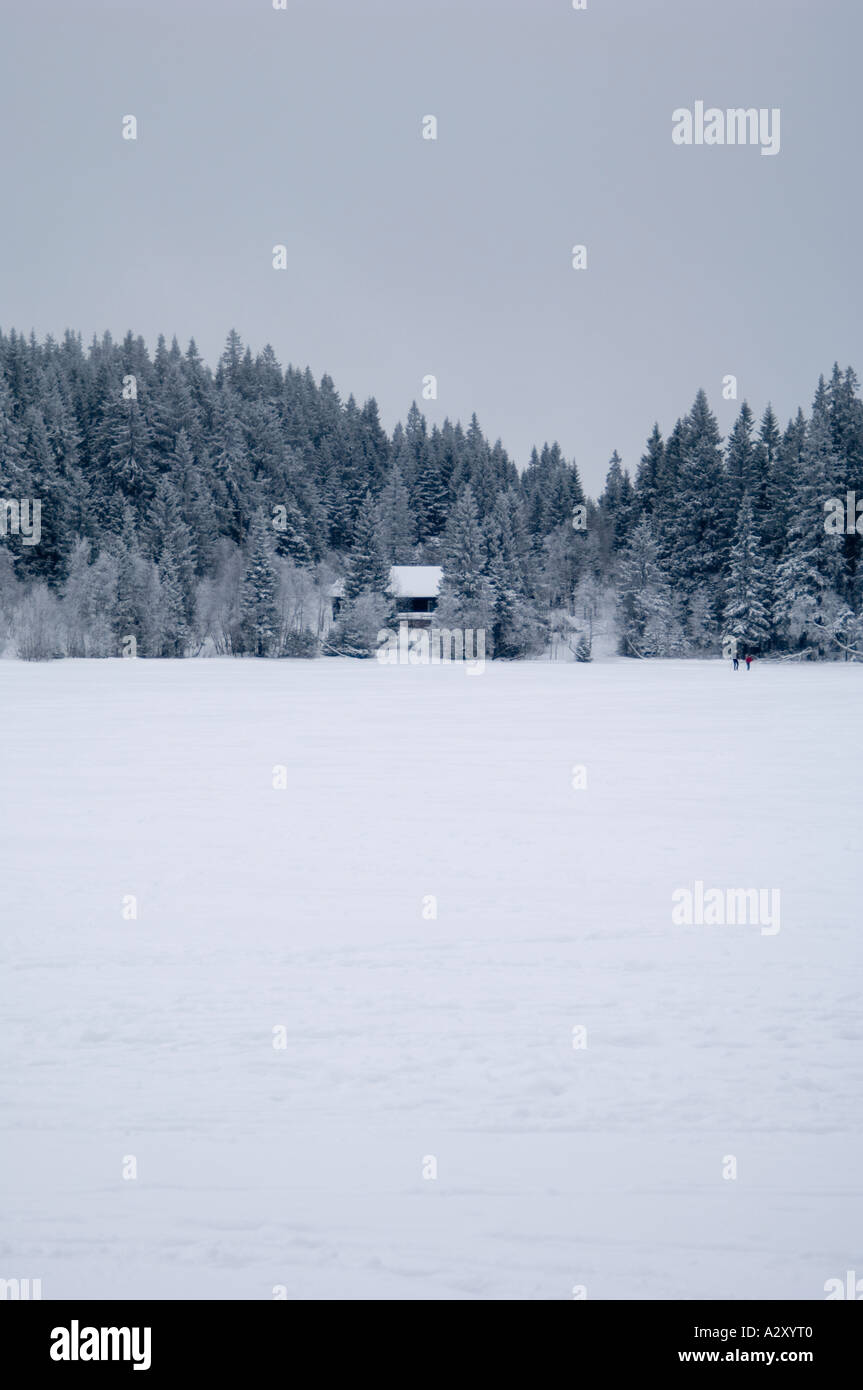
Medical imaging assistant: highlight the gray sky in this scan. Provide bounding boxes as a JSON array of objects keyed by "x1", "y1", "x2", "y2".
[{"x1": 0, "y1": 0, "x2": 859, "y2": 495}]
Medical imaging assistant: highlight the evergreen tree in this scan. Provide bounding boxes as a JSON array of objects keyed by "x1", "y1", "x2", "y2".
[
  {"x1": 146, "y1": 475, "x2": 196, "y2": 617},
  {"x1": 344, "y1": 491, "x2": 390, "y2": 601},
  {"x1": 437, "y1": 485, "x2": 495, "y2": 636},
  {"x1": 487, "y1": 551, "x2": 544, "y2": 658},
  {"x1": 598, "y1": 450, "x2": 635, "y2": 555},
  {"x1": 773, "y1": 412, "x2": 847, "y2": 655},
  {"x1": 617, "y1": 520, "x2": 681, "y2": 656},
  {"x1": 634, "y1": 424, "x2": 664, "y2": 519},
  {"x1": 441, "y1": 486, "x2": 489, "y2": 604},
  {"x1": 240, "y1": 512, "x2": 279, "y2": 656},
  {"x1": 157, "y1": 538, "x2": 191, "y2": 656},
  {"x1": 725, "y1": 402, "x2": 758, "y2": 511},
  {"x1": 104, "y1": 397, "x2": 153, "y2": 506},
  {"x1": 756, "y1": 403, "x2": 783, "y2": 556},
  {"x1": 173, "y1": 430, "x2": 216, "y2": 574},
  {"x1": 272, "y1": 496, "x2": 313, "y2": 567},
  {"x1": 723, "y1": 496, "x2": 772, "y2": 654},
  {"x1": 16, "y1": 407, "x2": 74, "y2": 584},
  {"x1": 758, "y1": 402, "x2": 781, "y2": 468},
  {"x1": 378, "y1": 464, "x2": 415, "y2": 563},
  {"x1": 110, "y1": 513, "x2": 162, "y2": 657},
  {"x1": 662, "y1": 390, "x2": 728, "y2": 621}
]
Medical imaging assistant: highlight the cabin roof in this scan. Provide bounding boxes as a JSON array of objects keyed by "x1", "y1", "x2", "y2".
[{"x1": 388, "y1": 565, "x2": 443, "y2": 599}]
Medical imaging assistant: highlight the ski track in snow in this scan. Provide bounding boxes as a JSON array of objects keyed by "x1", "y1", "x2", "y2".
[{"x1": 1, "y1": 656, "x2": 861, "y2": 1299}]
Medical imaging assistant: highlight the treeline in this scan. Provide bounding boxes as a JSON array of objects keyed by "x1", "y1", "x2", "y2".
[
  {"x1": 0, "y1": 327, "x2": 861, "y2": 660},
  {"x1": 613, "y1": 372, "x2": 863, "y2": 660}
]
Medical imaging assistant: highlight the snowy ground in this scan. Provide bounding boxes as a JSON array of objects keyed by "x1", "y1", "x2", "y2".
[{"x1": 1, "y1": 656, "x2": 861, "y2": 1300}]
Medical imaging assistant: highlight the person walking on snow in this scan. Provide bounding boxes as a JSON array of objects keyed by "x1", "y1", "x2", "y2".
[
  {"x1": 732, "y1": 654, "x2": 739, "y2": 670},
  {"x1": 744, "y1": 654, "x2": 753, "y2": 671}
]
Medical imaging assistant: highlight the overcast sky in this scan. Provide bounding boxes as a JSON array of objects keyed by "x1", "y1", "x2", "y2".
[{"x1": 0, "y1": 0, "x2": 859, "y2": 494}]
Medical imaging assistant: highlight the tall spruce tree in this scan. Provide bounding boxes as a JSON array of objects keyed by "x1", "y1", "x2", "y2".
[
  {"x1": 378, "y1": 464, "x2": 415, "y2": 563},
  {"x1": 441, "y1": 486, "x2": 489, "y2": 604},
  {"x1": 662, "y1": 391, "x2": 728, "y2": 618},
  {"x1": 344, "y1": 491, "x2": 390, "y2": 601},
  {"x1": 773, "y1": 412, "x2": 847, "y2": 655},
  {"x1": 723, "y1": 496, "x2": 772, "y2": 654},
  {"x1": 725, "y1": 402, "x2": 758, "y2": 511},
  {"x1": 240, "y1": 512, "x2": 279, "y2": 656},
  {"x1": 634, "y1": 424, "x2": 664, "y2": 519}
]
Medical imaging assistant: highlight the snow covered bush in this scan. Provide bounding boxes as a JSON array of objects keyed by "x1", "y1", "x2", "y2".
[
  {"x1": 329, "y1": 592, "x2": 390, "y2": 657},
  {"x1": 15, "y1": 584, "x2": 62, "y2": 660}
]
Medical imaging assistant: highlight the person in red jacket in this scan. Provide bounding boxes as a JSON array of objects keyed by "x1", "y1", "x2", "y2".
[{"x1": 744, "y1": 653, "x2": 753, "y2": 670}]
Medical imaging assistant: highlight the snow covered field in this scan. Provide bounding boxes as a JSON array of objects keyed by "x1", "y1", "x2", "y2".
[{"x1": 1, "y1": 656, "x2": 861, "y2": 1301}]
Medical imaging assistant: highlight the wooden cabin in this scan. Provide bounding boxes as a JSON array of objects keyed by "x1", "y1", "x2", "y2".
[{"x1": 387, "y1": 565, "x2": 443, "y2": 629}]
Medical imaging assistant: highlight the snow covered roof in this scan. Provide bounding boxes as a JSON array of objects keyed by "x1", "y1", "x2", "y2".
[{"x1": 387, "y1": 565, "x2": 443, "y2": 598}]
